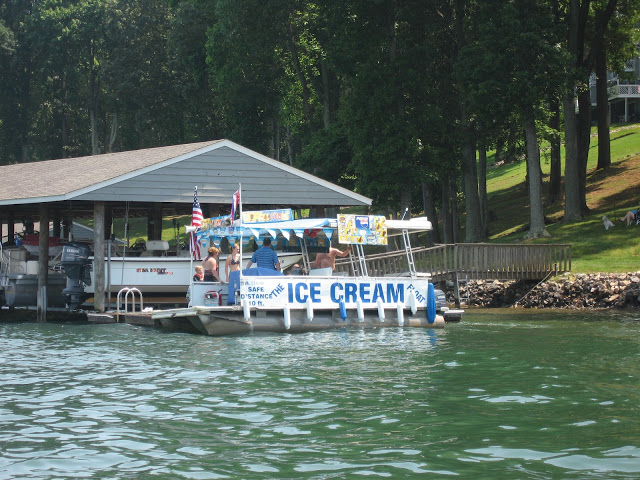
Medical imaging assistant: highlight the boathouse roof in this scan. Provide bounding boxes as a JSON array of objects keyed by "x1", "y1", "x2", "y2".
[{"x1": 0, "y1": 139, "x2": 371, "y2": 210}]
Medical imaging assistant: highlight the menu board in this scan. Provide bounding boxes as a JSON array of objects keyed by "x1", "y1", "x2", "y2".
[
  {"x1": 242, "y1": 208, "x2": 294, "y2": 224},
  {"x1": 337, "y1": 214, "x2": 387, "y2": 245},
  {"x1": 200, "y1": 214, "x2": 231, "y2": 231}
]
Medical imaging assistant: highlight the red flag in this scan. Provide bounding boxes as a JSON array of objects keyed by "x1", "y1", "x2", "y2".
[
  {"x1": 190, "y1": 188, "x2": 203, "y2": 260},
  {"x1": 231, "y1": 189, "x2": 240, "y2": 221}
]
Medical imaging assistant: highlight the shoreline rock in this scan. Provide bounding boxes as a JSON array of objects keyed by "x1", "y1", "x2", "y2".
[{"x1": 447, "y1": 272, "x2": 640, "y2": 309}]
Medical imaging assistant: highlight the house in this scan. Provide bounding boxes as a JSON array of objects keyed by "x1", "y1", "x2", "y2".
[{"x1": 591, "y1": 49, "x2": 640, "y2": 124}]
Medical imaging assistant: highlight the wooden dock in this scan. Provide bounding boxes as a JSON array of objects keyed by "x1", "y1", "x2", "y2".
[{"x1": 336, "y1": 243, "x2": 572, "y2": 283}]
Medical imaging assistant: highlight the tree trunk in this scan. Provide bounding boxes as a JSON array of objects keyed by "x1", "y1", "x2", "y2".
[
  {"x1": 595, "y1": 47, "x2": 611, "y2": 170},
  {"x1": 549, "y1": 99, "x2": 562, "y2": 203},
  {"x1": 286, "y1": 124, "x2": 295, "y2": 166},
  {"x1": 287, "y1": 21, "x2": 313, "y2": 125},
  {"x1": 461, "y1": 134, "x2": 484, "y2": 242},
  {"x1": 61, "y1": 72, "x2": 68, "y2": 158},
  {"x1": 108, "y1": 113, "x2": 118, "y2": 153},
  {"x1": 562, "y1": 93, "x2": 582, "y2": 221},
  {"x1": 441, "y1": 176, "x2": 453, "y2": 244},
  {"x1": 524, "y1": 116, "x2": 549, "y2": 238},
  {"x1": 422, "y1": 181, "x2": 440, "y2": 245},
  {"x1": 563, "y1": 0, "x2": 582, "y2": 222},
  {"x1": 577, "y1": 88, "x2": 591, "y2": 215},
  {"x1": 477, "y1": 145, "x2": 488, "y2": 236},
  {"x1": 450, "y1": 174, "x2": 459, "y2": 244},
  {"x1": 319, "y1": 59, "x2": 332, "y2": 129},
  {"x1": 89, "y1": 56, "x2": 100, "y2": 155}
]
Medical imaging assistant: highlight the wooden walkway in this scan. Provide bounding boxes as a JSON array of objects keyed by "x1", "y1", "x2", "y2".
[{"x1": 335, "y1": 243, "x2": 572, "y2": 283}]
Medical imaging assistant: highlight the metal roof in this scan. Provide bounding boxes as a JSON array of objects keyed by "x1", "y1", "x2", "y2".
[{"x1": 0, "y1": 139, "x2": 371, "y2": 207}]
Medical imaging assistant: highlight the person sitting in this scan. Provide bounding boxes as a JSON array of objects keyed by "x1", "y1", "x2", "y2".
[
  {"x1": 247, "y1": 237, "x2": 281, "y2": 271},
  {"x1": 313, "y1": 244, "x2": 351, "y2": 271},
  {"x1": 225, "y1": 243, "x2": 241, "y2": 281},
  {"x1": 619, "y1": 206, "x2": 639, "y2": 226},
  {"x1": 193, "y1": 265, "x2": 204, "y2": 281},
  {"x1": 202, "y1": 246, "x2": 225, "y2": 283}
]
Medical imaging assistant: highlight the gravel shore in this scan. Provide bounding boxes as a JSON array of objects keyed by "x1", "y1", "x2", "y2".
[{"x1": 449, "y1": 272, "x2": 640, "y2": 309}]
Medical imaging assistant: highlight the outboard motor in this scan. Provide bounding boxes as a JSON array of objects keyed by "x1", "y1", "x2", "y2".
[{"x1": 61, "y1": 243, "x2": 92, "y2": 309}]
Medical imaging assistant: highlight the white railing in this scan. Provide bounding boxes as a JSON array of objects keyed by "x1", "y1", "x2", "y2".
[{"x1": 608, "y1": 84, "x2": 640, "y2": 99}]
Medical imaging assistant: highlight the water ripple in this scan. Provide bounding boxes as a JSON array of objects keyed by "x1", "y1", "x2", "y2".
[{"x1": 0, "y1": 316, "x2": 639, "y2": 478}]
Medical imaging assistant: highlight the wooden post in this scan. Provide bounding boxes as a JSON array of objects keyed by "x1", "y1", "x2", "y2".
[
  {"x1": 7, "y1": 210, "x2": 15, "y2": 245},
  {"x1": 37, "y1": 204, "x2": 49, "y2": 322},
  {"x1": 148, "y1": 203, "x2": 163, "y2": 241},
  {"x1": 52, "y1": 209, "x2": 61, "y2": 238},
  {"x1": 94, "y1": 202, "x2": 106, "y2": 312},
  {"x1": 62, "y1": 215, "x2": 71, "y2": 241},
  {"x1": 105, "y1": 205, "x2": 113, "y2": 240}
]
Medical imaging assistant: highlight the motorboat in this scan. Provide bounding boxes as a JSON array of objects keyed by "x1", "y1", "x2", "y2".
[{"x1": 152, "y1": 210, "x2": 463, "y2": 335}]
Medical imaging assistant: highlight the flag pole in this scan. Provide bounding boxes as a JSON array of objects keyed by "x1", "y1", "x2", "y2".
[
  {"x1": 237, "y1": 183, "x2": 243, "y2": 307},
  {"x1": 189, "y1": 186, "x2": 196, "y2": 304},
  {"x1": 238, "y1": 183, "x2": 242, "y2": 224}
]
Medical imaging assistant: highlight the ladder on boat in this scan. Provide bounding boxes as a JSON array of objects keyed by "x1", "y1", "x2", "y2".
[
  {"x1": 116, "y1": 287, "x2": 144, "y2": 322},
  {"x1": 401, "y1": 229, "x2": 417, "y2": 278}
]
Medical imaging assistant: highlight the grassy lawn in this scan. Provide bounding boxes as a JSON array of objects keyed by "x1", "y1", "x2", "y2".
[{"x1": 485, "y1": 123, "x2": 640, "y2": 273}]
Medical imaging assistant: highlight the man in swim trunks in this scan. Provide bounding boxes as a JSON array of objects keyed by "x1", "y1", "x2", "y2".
[{"x1": 313, "y1": 244, "x2": 351, "y2": 271}]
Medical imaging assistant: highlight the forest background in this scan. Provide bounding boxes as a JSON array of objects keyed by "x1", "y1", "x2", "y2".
[{"x1": 1, "y1": 0, "x2": 639, "y2": 252}]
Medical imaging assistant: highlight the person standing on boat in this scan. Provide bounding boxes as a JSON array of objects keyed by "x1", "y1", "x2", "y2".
[
  {"x1": 247, "y1": 237, "x2": 281, "y2": 271},
  {"x1": 202, "y1": 246, "x2": 225, "y2": 283},
  {"x1": 225, "y1": 243, "x2": 241, "y2": 280},
  {"x1": 313, "y1": 244, "x2": 351, "y2": 271}
]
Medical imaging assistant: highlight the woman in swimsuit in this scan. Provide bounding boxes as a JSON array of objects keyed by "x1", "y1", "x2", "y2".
[
  {"x1": 202, "y1": 246, "x2": 224, "y2": 283},
  {"x1": 225, "y1": 243, "x2": 241, "y2": 281}
]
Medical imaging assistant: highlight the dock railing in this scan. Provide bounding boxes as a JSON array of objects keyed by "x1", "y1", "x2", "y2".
[{"x1": 335, "y1": 243, "x2": 572, "y2": 282}]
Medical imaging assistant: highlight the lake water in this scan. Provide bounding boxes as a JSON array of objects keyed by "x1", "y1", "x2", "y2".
[{"x1": 1, "y1": 310, "x2": 639, "y2": 479}]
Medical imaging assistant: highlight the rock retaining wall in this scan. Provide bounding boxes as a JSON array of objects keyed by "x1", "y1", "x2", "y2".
[{"x1": 448, "y1": 272, "x2": 640, "y2": 309}]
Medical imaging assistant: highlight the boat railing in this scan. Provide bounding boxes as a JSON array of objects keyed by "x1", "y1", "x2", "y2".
[{"x1": 116, "y1": 287, "x2": 144, "y2": 322}]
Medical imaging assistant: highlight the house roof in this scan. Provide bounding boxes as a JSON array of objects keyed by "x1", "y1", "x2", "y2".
[{"x1": 0, "y1": 139, "x2": 371, "y2": 208}]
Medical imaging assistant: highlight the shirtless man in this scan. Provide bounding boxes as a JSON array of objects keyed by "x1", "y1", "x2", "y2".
[{"x1": 313, "y1": 245, "x2": 351, "y2": 271}]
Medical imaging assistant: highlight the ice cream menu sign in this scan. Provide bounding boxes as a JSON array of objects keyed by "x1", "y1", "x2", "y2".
[{"x1": 337, "y1": 214, "x2": 387, "y2": 245}]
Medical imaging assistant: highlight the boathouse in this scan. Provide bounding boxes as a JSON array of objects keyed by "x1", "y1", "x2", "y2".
[{"x1": 0, "y1": 140, "x2": 371, "y2": 318}]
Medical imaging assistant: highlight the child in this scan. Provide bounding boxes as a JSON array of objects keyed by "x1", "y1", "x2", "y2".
[{"x1": 193, "y1": 265, "x2": 204, "y2": 281}]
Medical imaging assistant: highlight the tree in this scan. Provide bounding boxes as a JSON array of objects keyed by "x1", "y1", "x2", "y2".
[
  {"x1": 561, "y1": 0, "x2": 619, "y2": 221},
  {"x1": 459, "y1": 0, "x2": 565, "y2": 238},
  {"x1": 0, "y1": 19, "x2": 14, "y2": 53},
  {"x1": 0, "y1": 0, "x2": 38, "y2": 164},
  {"x1": 595, "y1": 0, "x2": 640, "y2": 170}
]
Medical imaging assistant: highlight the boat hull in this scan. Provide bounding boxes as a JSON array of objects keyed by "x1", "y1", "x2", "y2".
[
  {"x1": 152, "y1": 305, "x2": 444, "y2": 336},
  {"x1": 86, "y1": 252, "x2": 302, "y2": 295},
  {"x1": 4, "y1": 274, "x2": 68, "y2": 307}
]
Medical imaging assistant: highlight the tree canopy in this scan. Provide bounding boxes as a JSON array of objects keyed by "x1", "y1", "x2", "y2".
[{"x1": 1, "y1": 0, "x2": 638, "y2": 236}]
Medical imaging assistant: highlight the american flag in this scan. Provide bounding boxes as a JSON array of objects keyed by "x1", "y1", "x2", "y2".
[
  {"x1": 231, "y1": 189, "x2": 240, "y2": 221},
  {"x1": 190, "y1": 187, "x2": 203, "y2": 260}
]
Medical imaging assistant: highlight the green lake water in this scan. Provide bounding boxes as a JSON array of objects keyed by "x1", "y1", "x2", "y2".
[{"x1": 1, "y1": 310, "x2": 639, "y2": 479}]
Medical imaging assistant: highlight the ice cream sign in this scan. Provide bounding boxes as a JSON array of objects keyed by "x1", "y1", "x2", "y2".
[
  {"x1": 240, "y1": 277, "x2": 426, "y2": 308},
  {"x1": 337, "y1": 214, "x2": 387, "y2": 245}
]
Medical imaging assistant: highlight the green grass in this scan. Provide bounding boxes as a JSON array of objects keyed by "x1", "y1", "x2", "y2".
[{"x1": 484, "y1": 122, "x2": 640, "y2": 273}]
